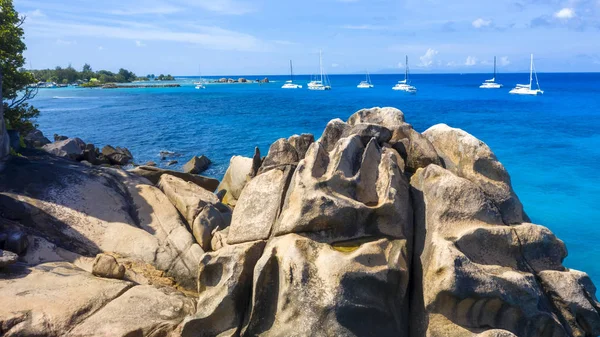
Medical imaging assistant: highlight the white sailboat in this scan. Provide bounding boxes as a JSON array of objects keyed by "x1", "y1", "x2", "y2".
[
  {"x1": 282, "y1": 60, "x2": 302, "y2": 89},
  {"x1": 510, "y1": 54, "x2": 543, "y2": 95},
  {"x1": 393, "y1": 56, "x2": 417, "y2": 93},
  {"x1": 480, "y1": 56, "x2": 503, "y2": 89},
  {"x1": 194, "y1": 67, "x2": 205, "y2": 89},
  {"x1": 308, "y1": 50, "x2": 331, "y2": 91},
  {"x1": 357, "y1": 71, "x2": 374, "y2": 88}
]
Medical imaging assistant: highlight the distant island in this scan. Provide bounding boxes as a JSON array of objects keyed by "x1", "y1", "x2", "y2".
[{"x1": 27, "y1": 64, "x2": 175, "y2": 88}]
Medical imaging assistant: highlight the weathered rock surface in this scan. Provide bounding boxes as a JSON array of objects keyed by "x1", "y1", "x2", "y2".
[
  {"x1": 0, "y1": 249, "x2": 18, "y2": 268},
  {"x1": 92, "y1": 253, "x2": 125, "y2": 279},
  {"x1": 1, "y1": 106, "x2": 598, "y2": 337},
  {"x1": 183, "y1": 155, "x2": 212, "y2": 174},
  {"x1": 0, "y1": 154, "x2": 202, "y2": 289},
  {"x1": 243, "y1": 234, "x2": 409, "y2": 337},
  {"x1": 69, "y1": 284, "x2": 195, "y2": 337},
  {"x1": 217, "y1": 155, "x2": 254, "y2": 207},
  {"x1": 101, "y1": 145, "x2": 133, "y2": 165},
  {"x1": 274, "y1": 136, "x2": 412, "y2": 242},
  {"x1": 130, "y1": 165, "x2": 219, "y2": 191},
  {"x1": 158, "y1": 174, "x2": 228, "y2": 250},
  {"x1": 423, "y1": 123, "x2": 528, "y2": 224},
  {"x1": 409, "y1": 164, "x2": 600, "y2": 336},
  {"x1": 181, "y1": 240, "x2": 266, "y2": 337},
  {"x1": 227, "y1": 165, "x2": 294, "y2": 244},
  {"x1": 24, "y1": 129, "x2": 51, "y2": 148},
  {"x1": 42, "y1": 137, "x2": 86, "y2": 160},
  {"x1": 0, "y1": 262, "x2": 194, "y2": 337}
]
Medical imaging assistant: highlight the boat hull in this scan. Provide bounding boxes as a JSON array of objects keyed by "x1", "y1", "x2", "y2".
[
  {"x1": 509, "y1": 88, "x2": 543, "y2": 95},
  {"x1": 282, "y1": 84, "x2": 303, "y2": 89},
  {"x1": 479, "y1": 83, "x2": 503, "y2": 89}
]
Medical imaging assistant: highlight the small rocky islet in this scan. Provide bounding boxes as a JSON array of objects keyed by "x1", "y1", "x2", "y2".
[{"x1": 0, "y1": 107, "x2": 599, "y2": 336}]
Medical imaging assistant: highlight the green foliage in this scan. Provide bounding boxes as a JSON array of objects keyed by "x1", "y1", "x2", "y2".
[
  {"x1": 3, "y1": 102, "x2": 39, "y2": 133},
  {"x1": 30, "y1": 65, "x2": 138, "y2": 84},
  {"x1": 1, "y1": 0, "x2": 39, "y2": 133},
  {"x1": 156, "y1": 74, "x2": 175, "y2": 81}
]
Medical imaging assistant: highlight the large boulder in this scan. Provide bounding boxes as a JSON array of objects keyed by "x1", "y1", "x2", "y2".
[
  {"x1": 42, "y1": 137, "x2": 86, "y2": 160},
  {"x1": 0, "y1": 262, "x2": 195, "y2": 337},
  {"x1": 157, "y1": 174, "x2": 227, "y2": 250},
  {"x1": 288, "y1": 133, "x2": 314, "y2": 160},
  {"x1": 258, "y1": 138, "x2": 299, "y2": 174},
  {"x1": 69, "y1": 284, "x2": 195, "y2": 337},
  {"x1": 0, "y1": 262, "x2": 132, "y2": 336},
  {"x1": 0, "y1": 249, "x2": 18, "y2": 268},
  {"x1": 423, "y1": 123, "x2": 528, "y2": 224},
  {"x1": 273, "y1": 136, "x2": 412, "y2": 243},
  {"x1": 227, "y1": 165, "x2": 294, "y2": 244},
  {"x1": 183, "y1": 155, "x2": 211, "y2": 174},
  {"x1": 216, "y1": 155, "x2": 254, "y2": 207},
  {"x1": 409, "y1": 164, "x2": 600, "y2": 336},
  {"x1": 0, "y1": 154, "x2": 203, "y2": 289},
  {"x1": 92, "y1": 253, "x2": 125, "y2": 279},
  {"x1": 242, "y1": 234, "x2": 409, "y2": 337},
  {"x1": 23, "y1": 129, "x2": 51, "y2": 148},
  {"x1": 101, "y1": 145, "x2": 132, "y2": 166},
  {"x1": 181, "y1": 240, "x2": 266, "y2": 337},
  {"x1": 346, "y1": 107, "x2": 441, "y2": 172},
  {"x1": 130, "y1": 165, "x2": 219, "y2": 192}
]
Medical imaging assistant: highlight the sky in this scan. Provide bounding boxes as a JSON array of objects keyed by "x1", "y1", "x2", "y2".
[{"x1": 14, "y1": 0, "x2": 600, "y2": 75}]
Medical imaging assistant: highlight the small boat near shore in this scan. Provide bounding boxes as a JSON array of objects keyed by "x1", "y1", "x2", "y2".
[
  {"x1": 480, "y1": 56, "x2": 503, "y2": 89},
  {"x1": 393, "y1": 56, "x2": 417, "y2": 93},
  {"x1": 510, "y1": 54, "x2": 543, "y2": 95},
  {"x1": 308, "y1": 50, "x2": 331, "y2": 90},
  {"x1": 282, "y1": 60, "x2": 302, "y2": 89}
]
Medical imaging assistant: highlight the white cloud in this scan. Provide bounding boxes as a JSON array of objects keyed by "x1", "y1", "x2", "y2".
[
  {"x1": 341, "y1": 24, "x2": 384, "y2": 30},
  {"x1": 135, "y1": 40, "x2": 146, "y2": 47},
  {"x1": 110, "y1": 6, "x2": 181, "y2": 15},
  {"x1": 446, "y1": 61, "x2": 457, "y2": 67},
  {"x1": 499, "y1": 56, "x2": 510, "y2": 66},
  {"x1": 185, "y1": 0, "x2": 255, "y2": 15},
  {"x1": 272, "y1": 40, "x2": 296, "y2": 45},
  {"x1": 56, "y1": 39, "x2": 76, "y2": 45},
  {"x1": 472, "y1": 18, "x2": 492, "y2": 28},
  {"x1": 418, "y1": 48, "x2": 438, "y2": 67},
  {"x1": 397, "y1": 62, "x2": 405, "y2": 68},
  {"x1": 554, "y1": 8, "x2": 575, "y2": 19},
  {"x1": 331, "y1": 63, "x2": 339, "y2": 68},
  {"x1": 465, "y1": 56, "x2": 478, "y2": 66},
  {"x1": 25, "y1": 9, "x2": 46, "y2": 18},
  {"x1": 25, "y1": 19, "x2": 267, "y2": 52},
  {"x1": 98, "y1": 46, "x2": 104, "y2": 51}
]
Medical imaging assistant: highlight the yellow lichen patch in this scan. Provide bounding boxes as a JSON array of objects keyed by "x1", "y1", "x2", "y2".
[{"x1": 330, "y1": 237, "x2": 381, "y2": 253}]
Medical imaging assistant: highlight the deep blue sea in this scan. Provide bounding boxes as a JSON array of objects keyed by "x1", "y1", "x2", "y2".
[{"x1": 30, "y1": 73, "x2": 600, "y2": 282}]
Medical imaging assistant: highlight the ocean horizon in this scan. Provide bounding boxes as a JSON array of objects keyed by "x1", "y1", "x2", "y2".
[{"x1": 30, "y1": 72, "x2": 600, "y2": 285}]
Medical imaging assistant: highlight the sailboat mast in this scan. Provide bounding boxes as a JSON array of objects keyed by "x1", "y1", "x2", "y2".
[
  {"x1": 405, "y1": 55, "x2": 409, "y2": 82},
  {"x1": 290, "y1": 60, "x2": 293, "y2": 82},
  {"x1": 493, "y1": 56, "x2": 496, "y2": 79},
  {"x1": 319, "y1": 50, "x2": 324, "y2": 83},
  {"x1": 529, "y1": 54, "x2": 533, "y2": 89}
]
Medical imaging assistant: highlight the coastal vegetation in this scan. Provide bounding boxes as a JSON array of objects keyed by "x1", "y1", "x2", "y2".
[
  {"x1": 30, "y1": 65, "x2": 147, "y2": 87},
  {"x1": 1, "y1": 0, "x2": 39, "y2": 133}
]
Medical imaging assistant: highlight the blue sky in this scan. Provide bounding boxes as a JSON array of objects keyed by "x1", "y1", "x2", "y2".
[{"x1": 15, "y1": 0, "x2": 600, "y2": 75}]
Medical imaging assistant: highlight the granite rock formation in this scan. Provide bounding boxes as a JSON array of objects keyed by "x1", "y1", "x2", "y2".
[{"x1": 0, "y1": 107, "x2": 598, "y2": 337}]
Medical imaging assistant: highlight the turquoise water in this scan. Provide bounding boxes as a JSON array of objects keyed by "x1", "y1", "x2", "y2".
[{"x1": 30, "y1": 73, "x2": 600, "y2": 282}]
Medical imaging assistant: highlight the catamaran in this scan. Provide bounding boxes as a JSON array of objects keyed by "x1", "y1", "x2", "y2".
[
  {"x1": 357, "y1": 71, "x2": 374, "y2": 88},
  {"x1": 194, "y1": 68, "x2": 205, "y2": 89},
  {"x1": 282, "y1": 60, "x2": 302, "y2": 89},
  {"x1": 509, "y1": 54, "x2": 543, "y2": 95},
  {"x1": 480, "y1": 56, "x2": 503, "y2": 89},
  {"x1": 392, "y1": 56, "x2": 417, "y2": 93},
  {"x1": 308, "y1": 50, "x2": 331, "y2": 90}
]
